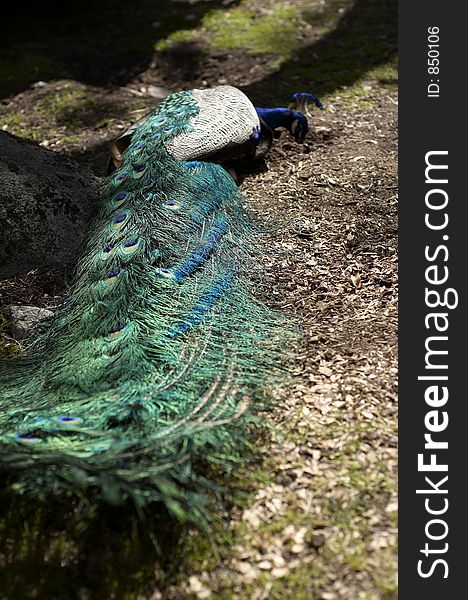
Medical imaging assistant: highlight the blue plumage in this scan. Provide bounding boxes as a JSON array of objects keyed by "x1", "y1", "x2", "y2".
[{"x1": 255, "y1": 92, "x2": 323, "y2": 143}]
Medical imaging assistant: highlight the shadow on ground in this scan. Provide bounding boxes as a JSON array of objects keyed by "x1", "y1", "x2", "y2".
[
  {"x1": 0, "y1": 497, "x2": 187, "y2": 599},
  {"x1": 0, "y1": 0, "x2": 241, "y2": 98},
  {"x1": 243, "y1": 0, "x2": 397, "y2": 103},
  {"x1": 1, "y1": 0, "x2": 397, "y2": 102}
]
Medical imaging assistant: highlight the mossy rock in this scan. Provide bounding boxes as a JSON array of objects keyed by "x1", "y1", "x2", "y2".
[{"x1": 0, "y1": 132, "x2": 100, "y2": 278}]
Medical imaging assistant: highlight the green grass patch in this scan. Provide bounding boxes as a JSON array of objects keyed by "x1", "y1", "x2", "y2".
[
  {"x1": 203, "y1": 4, "x2": 301, "y2": 55},
  {"x1": 34, "y1": 85, "x2": 119, "y2": 128},
  {"x1": 156, "y1": 1, "x2": 307, "y2": 63},
  {"x1": 0, "y1": 82, "x2": 134, "y2": 145}
]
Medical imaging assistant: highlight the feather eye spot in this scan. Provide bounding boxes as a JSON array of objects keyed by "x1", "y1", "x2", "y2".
[
  {"x1": 150, "y1": 117, "x2": 167, "y2": 131},
  {"x1": 158, "y1": 268, "x2": 177, "y2": 280},
  {"x1": 134, "y1": 164, "x2": 146, "y2": 178},
  {"x1": 100, "y1": 243, "x2": 114, "y2": 260},
  {"x1": 115, "y1": 171, "x2": 128, "y2": 182},
  {"x1": 15, "y1": 433, "x2": 40, "y2": 443},
  {"x1": 112, "y1": 192, "x2": 127, "y2": 207},
  {"x1": 143, "y1": 177, "x2": 154, "y2": 188},
  {"x1": 57, "y1": 416, "x2": 81, "y2": 425},
  {"x1": 102, "y1": 269, "x2": 121, "y2": 286},
  {"x1": 112, "y1": 212, "x2": 129, "y2": 229},
  {"x1": 121, "y1": 238, "x2": 140, "y2": 255},
  {"x1": 163, "y1": 200, "x2": 179, "y2": 211},
  {"x1": 105, "y1": 324, "x2": 126, "y2": 341}
]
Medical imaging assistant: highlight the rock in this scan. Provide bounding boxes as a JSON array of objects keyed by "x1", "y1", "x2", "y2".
[
  {"x1": 293, "y1": 526, "x2": 308, "y2": 544},
  {"x1": 5, "y1": 305, "x2": 54, "y2": 340},
  {"x1": 188, "y1": 576, "x2": 204, "y2": 593},
  {"x1": 234, "y1": 561, "x2": 252, "y2": 575},
  {"x1": 0, "y1": 131, "x2": 100, "y2": 279},
  {"x1": 271, "y1": 566, "x2": 289, "y2": 579},
  {"x1": 282, "y1": 525, "x2": 296, "y2": 538},
  {"x1": 188, "y1": 575, "x2": 211, "y2": 599},
  {"x1": 243, "y1": 566, "x2": 259, "y2": 583},
  {"x1": 290, "y1": 544, "x2": 304, "y2": 554},
  {"x1": 146, "y1": 85, "x2": 171, "y2": 99},
  {"x1": 272, "y1": 555, "x2": 286, "y2": 568},
  {"x1": 310, "y1": 533, "x2": 326, "y2": 549},
  {"x1": 242, "y1": 509, "x2": 261, "y2": 528}
]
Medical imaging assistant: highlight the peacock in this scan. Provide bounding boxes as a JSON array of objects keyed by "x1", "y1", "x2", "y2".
[{"x1": 0, "y1": 86, "x2": 322, "y2": 526}]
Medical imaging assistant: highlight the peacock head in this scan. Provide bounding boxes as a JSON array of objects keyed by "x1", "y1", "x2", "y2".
[{"x1": 292, "y1": 92, "x2": 324, "y2": 113}]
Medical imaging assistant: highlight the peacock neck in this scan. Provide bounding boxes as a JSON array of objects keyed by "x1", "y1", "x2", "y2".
[{"x1": 255, "y1": 107, "x2": 295, "y2": 130}]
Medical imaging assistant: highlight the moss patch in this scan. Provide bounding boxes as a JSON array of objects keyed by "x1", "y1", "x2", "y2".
[
  {"x1": 157, "y1": 1, "x2": 309, "y2": 62},
  {"x1": 0, "y1": 81, "x2": 147, "y2": 161},
  {"x1": 0, "y1": 314, "x2": 21, "y2": 360}
]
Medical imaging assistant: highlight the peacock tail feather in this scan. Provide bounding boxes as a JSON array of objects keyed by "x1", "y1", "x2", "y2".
[{"x1": 0, "y1": 87, "x2": 290, "y2": 525}]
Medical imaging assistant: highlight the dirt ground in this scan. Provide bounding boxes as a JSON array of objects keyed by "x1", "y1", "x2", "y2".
[{"x1": 0, "y1": 1, "x2": 397, "y2": 598}]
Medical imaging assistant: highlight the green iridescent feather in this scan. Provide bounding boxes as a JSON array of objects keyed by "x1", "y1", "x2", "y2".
[{"x1": 0, "y1": 90, "x2": 290, "y2": 524}]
